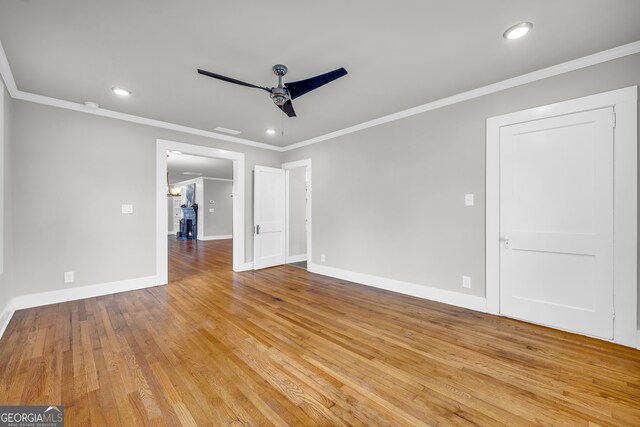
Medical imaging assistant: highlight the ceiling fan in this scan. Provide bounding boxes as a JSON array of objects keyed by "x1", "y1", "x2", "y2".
[{"x1": 197, "y1": 64, "x2": 347, "y2": 117}]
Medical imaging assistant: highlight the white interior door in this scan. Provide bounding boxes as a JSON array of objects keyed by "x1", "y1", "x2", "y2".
[
  {"x1": 499, "y1": 107, "x2": 614, "y2": 339},
  {"x1": 254, "y1": 166, "x2": 286, "y2": 270}
]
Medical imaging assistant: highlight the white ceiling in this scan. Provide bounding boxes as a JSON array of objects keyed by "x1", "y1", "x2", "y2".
[
  {"x1": 167, "y1": 152, "x2": 232, "y2": 184},
  {"x1": 1, "y1": 1, "x2": 639, "y2": 147}
]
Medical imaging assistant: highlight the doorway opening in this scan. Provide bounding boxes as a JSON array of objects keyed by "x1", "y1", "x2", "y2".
[
  {"x1": 166, "y1": 152, "x2": 234, "y2": 279},
  {"x1": 284, "y1": 159, "x2": 312, "y2": 270},
  {"x1": 251, "y1": 159, "x2": 312, "y2": 271},
  {"x1": 156, "y1": 139, "x2": 246, "y2": 285},
  {"x1": 485, "y1": 86, "x2": 637, "y2": 348}
]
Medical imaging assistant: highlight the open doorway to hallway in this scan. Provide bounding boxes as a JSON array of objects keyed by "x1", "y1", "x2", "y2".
[
  {"x1": 166, "y1": 152, "x2": 235, "y2": 279},
  {"x1": 156, "y1": 139, "x2": 247, "y2": 284}
]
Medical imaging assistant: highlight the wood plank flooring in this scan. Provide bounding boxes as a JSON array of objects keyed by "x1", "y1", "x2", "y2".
[{"x1": 1, "y1": 238, "x2": 639, "y2": 426}]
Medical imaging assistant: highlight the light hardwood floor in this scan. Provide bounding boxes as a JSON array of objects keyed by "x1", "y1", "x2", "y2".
[{"x1": 0, "y1": 238, "x2": 639, "y2": 426}]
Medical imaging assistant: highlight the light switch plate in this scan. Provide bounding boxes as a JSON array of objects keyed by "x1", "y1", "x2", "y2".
[
  {"x1": 64, "y1": 271, "x2": 74, "y2": 283},
  {"x1": 321, "y1": 254, "x2": 326, "y2": 262},
  {"x1": 209, "y1": 208, "x2": 215, "y2": 213},
  {"x1": 121, "y1": 204, "x2": 133, "y2": 214},
  {"x1": 464, "y1": 194, "x2": 474, "y2": 206}
]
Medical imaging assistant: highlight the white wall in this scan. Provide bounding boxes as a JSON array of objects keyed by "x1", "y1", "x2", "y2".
[
  {"x1": 283, "y1": 53, "x2": 640, "y2": 323},
  {"x1": 167, "y1": 196, "x2": 179, "y2": 234},
  {"x1": 8, "y1": 100, "x2": 281, "y2": 297},
  {"x1": 202, "y1": 179, "x2": 233, "y2": 238},
  {"x1": 2, "y1": 49, "x2": 639, "y2": 336}
]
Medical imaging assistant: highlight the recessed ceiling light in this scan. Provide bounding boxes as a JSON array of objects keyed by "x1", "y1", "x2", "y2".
[
  {"x1": 213, "y1": 126, "x2": 242, "y2": 135},
  {"x1": 503, "y1": 22, "x2": 533, "y2": 40},
  {"x1": 266, "y1": 129, "x2": 276, "y2": 135},
  {"x1": 111, "y1": 87, "x2": 132, "y2": 96}
]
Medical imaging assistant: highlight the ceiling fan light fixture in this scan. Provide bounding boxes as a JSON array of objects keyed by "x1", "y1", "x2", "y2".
[
  {"x1": 503, "y1": 22, "x2": 533, "y2": 40},
  {"x1": 111, "y1": 86, "x2": 132, "y2": 96}
]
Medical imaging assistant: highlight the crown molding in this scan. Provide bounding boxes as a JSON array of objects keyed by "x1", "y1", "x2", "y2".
[
  {"x1": 1, "y1": 37, "x2": 639, "y2": 154},
  {"x1": 0, "y1": 40, "x2": 17, "y2": 97},
  {"x1": 203, "y1": 176, "x2": 233, "y2": 182},
  {"x1": 11, "y1": 90, "x2": 283, "y2": 152},
  {"x1": 281, "y1": 40, "x2": 640, "y2": 152},
  {"x1": 0, "y1": 40, "x2": 282, "y2": 152}
]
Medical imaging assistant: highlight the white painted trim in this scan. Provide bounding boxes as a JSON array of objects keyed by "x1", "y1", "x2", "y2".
[
  {"x1": 0, "y1": 40, "x2": 280, "y2": 151},
  {"x1": 157, "y1": 139, "x2": 245, "y2": 275},
  {"x1": 12, "y1": 275, "x2": 162, "y2": 310},
  {"x1": 0, "y1": 298, "x2": 15, "y2": 340},
  {"x1": 172, "y1": 178, "x2": 202, "y2": 187},
  {"x1": 200, "y1": 235, "x2": 232, "y2": 241},
  {"x1": 486, "y1": 86, "x2": 638, "y2": 348},
  {"x1": 287, "y1": 254, "x2": 307, "y2": 263},
  {"x1": 0, "y1": 40, "x2": 17, "y2": 96},
  {"x1": 637, "y1": 330, "x2": 640, "y2": 350},
  {"x1": 308, "y1": 263, "x2": 487, "y2": 313},
  {"x1": 1, "y1": 37, "x2": 639, "y2": 154},
  {"x1": 0, "y1": 77, "x2": 4, "y2": 275},
  {"x1": 282, "y1": 40, "x2": 640, "y2": 152},
  {"x1": 203, "y1": 177, "x2": 233, "y2": 182},
  {"x1": 285, "y1": 169, "x2": 291, "y2": 263},
  {"x1": 14, "y1": 90, "x2": 282, "y2": 150},
  {"x1": 282, "y1": 159, "x2": 312, "y2": 267},
  {"x1": 240, "y1": 262, "x2": 254, "y2": 272}
]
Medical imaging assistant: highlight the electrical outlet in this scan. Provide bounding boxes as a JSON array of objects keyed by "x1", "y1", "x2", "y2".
[
  {"x1": 321, "y1": 254, "x2": 326, "y2": 262},
  {"x1": 462, "y1": 275, "x2": 471, "y2": 288},
  {"x1": 64, "y1": 271, "x2": 74, "y2": 283},
  {"x1": 121, "y1": 204, "x2": 133, "y2": 214}
]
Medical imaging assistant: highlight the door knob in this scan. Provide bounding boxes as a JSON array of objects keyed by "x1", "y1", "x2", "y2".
[
  {"x1": 256, "y1": 225, "x2": 261, "y2": 235},
  {"x1": 500, "y1": 233, "x2": 510, "y2": 247}
]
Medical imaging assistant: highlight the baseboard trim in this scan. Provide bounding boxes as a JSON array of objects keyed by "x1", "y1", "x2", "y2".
[
  {"x1": 287, "y1": 254, "x2": 307, "y2": 263},
  {"x1": 12, "y1": 275, "x2": 164, "y2": 310},
  {"x1": 637, "y1": 330, "x2": 640, "y2": 350},
  {"x1": 0, "y1": 299, "x2": 15, "y2": 341},
  {"x1": 238, "y1": 262, "x2": 254, "y2": 272},
  {"x1": 308, "y1": 263, "x2": 487, "y2": 313},
  {"x1": 199, "y1": 235, "x2": 232, "y2": 241}
]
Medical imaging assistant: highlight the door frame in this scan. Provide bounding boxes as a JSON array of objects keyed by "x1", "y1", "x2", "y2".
[
  {"x1": 253, "y1": 165, "x2": 286, "y2": 269},
  {"x1": 486, "y1": 86, "x2": 638, "y2": 347},
  {"x1": 156, "y1": 139, "x2": 246, "y2": 278},
  {"x1": 282, "y1": 159, "x2": 312, "y2": 266}
]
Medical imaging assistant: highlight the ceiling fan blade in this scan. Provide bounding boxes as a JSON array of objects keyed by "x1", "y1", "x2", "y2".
[
  {"x1": 277, "y1": 100, "x2": 296, "y2": 117},
  {"x1": 197, "y1": 69, "x2": 271, "y2": 92},
  {"x1": 285, "y1": 67, "x2": 347, "y2": 100}
]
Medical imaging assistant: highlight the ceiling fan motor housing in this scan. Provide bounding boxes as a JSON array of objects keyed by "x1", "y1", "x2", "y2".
[{"x1": 270, "y1": 87, "x2": 290, "y2": 106}]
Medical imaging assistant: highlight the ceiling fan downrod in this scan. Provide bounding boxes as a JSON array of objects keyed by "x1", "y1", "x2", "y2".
[{"x1": 270, "y1": 64, "x2": 290, "y2": 106}]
